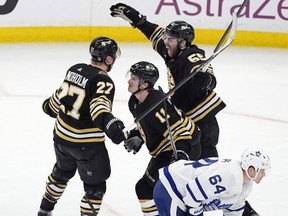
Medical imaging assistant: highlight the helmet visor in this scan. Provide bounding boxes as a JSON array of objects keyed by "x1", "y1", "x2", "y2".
[{"x1": 115, "y1": 46, "x2": 121, "y2": 59}]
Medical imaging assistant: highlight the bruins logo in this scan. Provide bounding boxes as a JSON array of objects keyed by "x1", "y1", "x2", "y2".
[{"x1": 167, "y1": 68, "x2": 175, "y2": 96}]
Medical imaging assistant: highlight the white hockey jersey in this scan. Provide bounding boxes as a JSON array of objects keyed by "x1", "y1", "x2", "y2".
[{"x1": 158, "y1": 158, "x2": 253, "y2": 216}]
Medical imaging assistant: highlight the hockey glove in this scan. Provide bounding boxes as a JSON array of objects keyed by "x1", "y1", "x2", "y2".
[
  {"x1": 110, "y1": 3, "x2": 146, "y2": 28},
  {"x1": 193, "y1": 72, "x2": 216, "y2": 92},
  {"x1": 124, "y1": 136, "x2": 144, "y2": 154},
  {"x1": 42, "y1": 97, "x2": 57, "y2": 118},
  {"x1": 186, "y1": 204, "x2": 203, "y2": 216},
  {"x1": 103, "y1": 113, "x2": 125, "y2": 144}
]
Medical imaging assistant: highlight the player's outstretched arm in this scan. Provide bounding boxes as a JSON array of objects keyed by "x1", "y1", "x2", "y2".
[{"x1": 110, "y1": 3, "x2": 146, "y2": 28}]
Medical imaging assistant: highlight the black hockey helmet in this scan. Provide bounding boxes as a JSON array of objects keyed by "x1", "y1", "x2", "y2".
[
  {"x1": 89, "y1": 36, "x2": 121, "y2": 62},
  {"x1": 129, "y1": 61, "x2": 159, "y2": 88},
  {"x1": 164, "y1": 20, "x2": 195, "y2": 44}
]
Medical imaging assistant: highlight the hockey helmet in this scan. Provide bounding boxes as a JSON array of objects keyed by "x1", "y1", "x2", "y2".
[
  {"x1": 164, "y1": 20, "x2": 195, "y2": 44},
  {"x1": 89, "y1": 37, "x2": 121, "y2": 62},
  {"x1": 129, "y1": 61, "x2": 159, "y2": 88},
  {"x1": 241, "y1": 149, "x2": 271, "y2": 177}
]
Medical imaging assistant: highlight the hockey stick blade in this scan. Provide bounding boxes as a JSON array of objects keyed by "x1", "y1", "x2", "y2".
[
  {"x1": 214, "y1": 0, "x2": 248, "y2": 52},
  {"x1": 123, "y1": 12, "x2": 238, "y2": 133}
]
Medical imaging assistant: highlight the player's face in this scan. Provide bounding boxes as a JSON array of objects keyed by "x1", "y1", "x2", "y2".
[
  {"x1": 253, "y1": 169, "x2": 266, "y2": 184},
  {"x1": 162, "y1": 34, "x2": 179, "y2": 58},
  {"x1": 128, "y1": 74, "x2": 140, "y2": 93}
]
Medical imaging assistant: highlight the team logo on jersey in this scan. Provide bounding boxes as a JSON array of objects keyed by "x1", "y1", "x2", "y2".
[{"x1": 167, "y1": 68, "x2": 175, "y2": 95}]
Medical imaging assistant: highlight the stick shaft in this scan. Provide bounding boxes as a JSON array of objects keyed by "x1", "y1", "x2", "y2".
[{"x1": 213, "y1": 0, "x2": 248, "y2": 52}]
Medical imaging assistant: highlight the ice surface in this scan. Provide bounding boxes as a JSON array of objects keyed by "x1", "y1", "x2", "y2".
[{"x1": 0, "y1": 42, "x2": 287, "y2": 215}]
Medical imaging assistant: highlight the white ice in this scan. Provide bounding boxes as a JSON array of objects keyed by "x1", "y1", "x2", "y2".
[{"x1": 0, "y1": 42, "x2": 287, "y2": 216}]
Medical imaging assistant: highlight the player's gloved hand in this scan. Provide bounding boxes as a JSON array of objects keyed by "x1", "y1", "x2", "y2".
[
  {"x1": 193, "y1": 71, "x2": 216, "y2": 92},
  {"x1": 124, "y1": 136, "x2": 144, "y2": 154},
  {"x1": 103, "y1": 113, "x2": 125, "y2": 144},
  {"x1": 42, "y1": 97, "x2": 50, "y2": 114},
  {"x1": 186, "y1": 204, "x2": 203, "y2": 216},
  {"x1": 42, "y1": 97, "x2": 57, "y2": 118},
  {"x1": 110, "y1": 3, "x2": 146, "y2": 28}
]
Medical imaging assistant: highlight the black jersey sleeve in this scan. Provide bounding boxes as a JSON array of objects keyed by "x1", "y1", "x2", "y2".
[
  {"x1": 42, "y1": 97, "x2": 57, "y2": 118},
  {"x1": 89, "y1": 72, "x2": 116, "y2": 130}
]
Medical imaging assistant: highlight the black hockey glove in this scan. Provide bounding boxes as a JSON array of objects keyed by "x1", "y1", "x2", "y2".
[
  {"x1": 193, "y1": 72, "x2": 216, "y2": 92},
  {"x1": 42, "y1": 97, "x2": 57, "y2": 118},
  {"x1": 103, "y1": 113, "x2": 125, "y2": 144},
  {"x1": 124, "y1": 129, "x2": 144, "y2": 154},
  {"x1": 124, "y1": 136, "x2": 144, "y2": 154},
  {"x1": 110, "y1": 3, "x2": 146, "y2": 28}
]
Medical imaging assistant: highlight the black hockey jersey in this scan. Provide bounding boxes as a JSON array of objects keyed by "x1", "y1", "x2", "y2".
[
  {"x1": 128, "y1": 89, "x2": 197, "y2": 157},
  {"x1": 137, "y1": 22, "x2": 226, "y2": 123},
  {"x1": 47, "y1": 63, "x2": 116, "y2": 147}
]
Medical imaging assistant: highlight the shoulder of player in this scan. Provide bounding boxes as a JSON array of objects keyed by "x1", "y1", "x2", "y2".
[
  {"x1": 70, "y1": 64, "x2": 110, "y2": 76},
  {"x1": 218, "y1": 159, "x2": 243, "y2": 192},
  {"x1": 145, "y1": 89, "x2": 163, "y2": 105},
  {"x1": 148, "y1": 89, "x2": 162, "y2": 97},
  {"x1": 179, "y1": 45, "x2": 206, "y2": 58}
]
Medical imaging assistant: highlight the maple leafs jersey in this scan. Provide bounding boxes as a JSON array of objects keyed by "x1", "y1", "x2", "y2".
[
  {"x1": 136, "y1": 22, "x2": 226, "y2": 123},
  {"x1": 158, "y1": 158, "x2": 253, "y2": 216},
  {"x1": 46, "y1": 63, "x2": 115, "y2": 147},
  {"x1": 128, "y1": 89, "x2": 198, "y2": 157}
]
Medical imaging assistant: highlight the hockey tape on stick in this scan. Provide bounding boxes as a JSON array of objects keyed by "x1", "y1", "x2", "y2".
[
  {"x1": 214, "y1": 0, "x2": 248, "y2": 53},
  {"x1": 123, "y1": 12, "x2": 237, "y2": 133}
]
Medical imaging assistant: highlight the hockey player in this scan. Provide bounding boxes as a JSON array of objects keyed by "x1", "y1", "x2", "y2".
[
  {"x1": 124, "y1": 61, "x2": 201, "y2": 215},
  {"x1": 153, "y1": 148, "x2": 271, "y2": 216},
  {"x1": 110, "y1": 3, "x2": 226, "y2": 159},
  {"x1": 37, "y1": 37, "x2": 126, "y2": 216}
]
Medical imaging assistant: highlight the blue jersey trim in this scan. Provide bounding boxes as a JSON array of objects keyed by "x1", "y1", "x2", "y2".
[{"x1": 163, "y1": 166, "x2": 184, "y2": 201}]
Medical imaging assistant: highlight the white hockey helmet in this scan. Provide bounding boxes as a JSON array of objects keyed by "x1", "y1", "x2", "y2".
[{"x1": 241, "y1": 149, "x2": 271, "y2": 178}]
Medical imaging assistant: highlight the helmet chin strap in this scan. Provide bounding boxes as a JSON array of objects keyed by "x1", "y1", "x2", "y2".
[
  {"x1": 132, "y1": 88, "x2": 142, "y2": 95},
  {"x1": 132, "y1": 79, "x2": 150, "y2": 95},
  {"x1": 104, "y1": 56, "x2": 116, "y2": 72},
  {"x1": 246, "y1": 168, "x2": 260, "y2": 180},
  {"x1": 175, "y1": 39, "x2": 187, "y2": 57}
]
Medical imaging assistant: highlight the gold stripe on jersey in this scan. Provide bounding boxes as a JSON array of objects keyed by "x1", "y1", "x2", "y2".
[
  {"x1": 49, "y1": 91, "x2": 61, "y2": 115},
  {"x1": 140, "y1": 199, "x2": 158, "y2": 215},
  {"x1": 186, "y1": 91, "x2": 223, "y2": 122},
  {"x1": 54, "y1": 116, "x2": 105, "y2": 143},
  {"x1": 90, "y1": 95, "x2": 112, "y2": 121},
  {"x1": 150, "y1": 117, "x2": 194, "y2": 157},
  {"x1": 149, "y1": 26, "x2": 164, "y2": 50},
  {"x1": 150, "y1": 139, "x2": 173, "y2": 157},
  {"x1": 164, "y1": 117, "x2": 194, "y2": 138}
]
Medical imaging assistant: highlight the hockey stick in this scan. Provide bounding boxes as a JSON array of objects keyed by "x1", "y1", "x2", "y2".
[
  {"x1": 123, "y1": 12, "x2": 237, "y2": 134},
  {"x1": 158, "y1": 86, "x2": 178, "y2": 160},
  {"x1": 214, "y1": 0, "x2": 248, "y2": 52}
]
